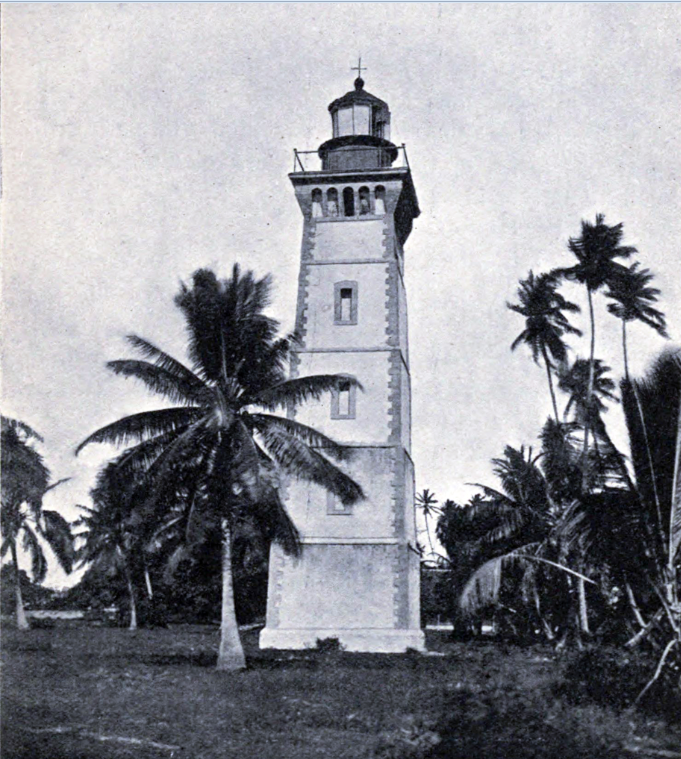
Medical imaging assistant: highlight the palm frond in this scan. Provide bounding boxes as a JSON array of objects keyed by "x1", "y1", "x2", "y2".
[
  {"x1": 250, "y1": 374, "x2": 363, "y2": 412},
  {"x1": 249, "y1": 413, "x2": 353, "y2": 462},
  {"x1": 76, "y1": 407, "x2": 201, "y2": 454},
  {"x1": 107, "y1": 360, "x2": 207, "y2": 405},
  {"x1": 125, "y1": 335, "x2": 207, "y2": 391},
  {"x1": 38, "y1": 510, "x2": 75, "y2": 573},
  {"x1": 256, "y1": 422, "x2": 363, "y2": 505}
]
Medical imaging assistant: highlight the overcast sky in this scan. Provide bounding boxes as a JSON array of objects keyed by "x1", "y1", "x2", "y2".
[{"x1": 2, "y1": 3, "x2": 680, "y2": 586}]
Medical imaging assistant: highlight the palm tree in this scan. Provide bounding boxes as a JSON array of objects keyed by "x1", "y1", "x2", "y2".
[
  {"x1": 76, "y1": 266, "x2": 363, "y2": 670},
  {"x1": 415, "y1": 489, "x2": 440, "y2": 562},
  {"x1": 458, "y1": 443, "x2": 601, "y2": 642},
  {"x1": 73, "y1": 462, "x2": 142, "y2": 630},
  {"x1": 1, "y1": 416, "x2": 73, "y2": 629},
  {"x1": 508, "y1": 271, "x2": 582, "y2": 422},
  {"x1": 553, "y1": 214, "x2": 637, "y2": 484},
  {"x1": 619, "y1": 349, "x2": 681, "y2": 698},
  {"x1": 605, "y1": 262, "x2": 668, "y2": 379}
]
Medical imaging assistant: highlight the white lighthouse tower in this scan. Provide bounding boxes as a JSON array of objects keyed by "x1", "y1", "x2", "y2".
[{"x1": 260, "y1": 71, "x2": 424, "y2": 653}]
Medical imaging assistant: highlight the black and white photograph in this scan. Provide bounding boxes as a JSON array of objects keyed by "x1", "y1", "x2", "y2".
[{"x1": 1, "y1": 3, "x2": 680, "y2": 757}]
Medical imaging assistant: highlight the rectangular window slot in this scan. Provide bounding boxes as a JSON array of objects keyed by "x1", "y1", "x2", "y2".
[
  {"x1": 334, "y1": 281, "x2": 358, "y2": 325},
  {"x1": 338, "y1": 382, "x2": 351, "y2": 416},
  {"x1": 331, "y1": 377, "x2": 357, "y2": 420}
]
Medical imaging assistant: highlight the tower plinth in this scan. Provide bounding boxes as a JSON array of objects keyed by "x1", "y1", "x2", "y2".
[{"x1": 260, "y1": 76, "x2": 424, "y2": 653}]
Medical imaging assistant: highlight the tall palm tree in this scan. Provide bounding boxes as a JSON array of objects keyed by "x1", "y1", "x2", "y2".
[
  {"x1": 553, "y1": 214, "x2": 637, "y2": 485},
  {"x1": 415, "y1": 489, "x2": 440, "y2": 562},
  {"x1": 1, "y1": 416, "x2": 73, "y2": 629},
  {"x1": 619, "y1": 349, "x2": 681, "y2": 696},
  {"x1": 605, "y1": 262, "x2": 668, "y2": 379},
  {"x1": 508, "y1": 271, "x2": 582, "y2": 422},
  {"x1": 73, "y1": 462, "x2": 142, "y2": 630},
  {"x1": 76, "y1": 266, "x2": 363, "y2": 670}
]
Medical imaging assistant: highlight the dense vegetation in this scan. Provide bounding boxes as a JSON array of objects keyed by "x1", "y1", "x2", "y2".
[{"x1": 426, "y1": 214, "x2": 680, "y2": 710}]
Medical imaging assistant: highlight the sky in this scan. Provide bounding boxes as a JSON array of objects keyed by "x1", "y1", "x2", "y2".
[{"x1": 2, "y1": 3, "x2": 680, "y2": 587}]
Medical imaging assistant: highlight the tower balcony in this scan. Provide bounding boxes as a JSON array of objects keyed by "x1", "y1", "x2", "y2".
[{"x1": 292, "y1": 142, "x2": 412, "y2": 174}]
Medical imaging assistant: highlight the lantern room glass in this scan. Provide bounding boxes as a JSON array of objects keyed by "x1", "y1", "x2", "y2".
[{"x1": 333, "y1": 104, "x2": 372, "y2": 137}]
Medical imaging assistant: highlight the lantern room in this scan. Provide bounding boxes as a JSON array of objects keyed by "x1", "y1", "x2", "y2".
[{"x1": 318, "y1": 77, "x2": 398, "y2": 172}]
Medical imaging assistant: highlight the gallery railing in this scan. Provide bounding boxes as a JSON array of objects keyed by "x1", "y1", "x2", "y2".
[{"x1": 292, "y1": 144, "x2": 411, "y2": 173}]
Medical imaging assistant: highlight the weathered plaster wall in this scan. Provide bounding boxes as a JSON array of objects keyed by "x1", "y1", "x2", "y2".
[
  {"x1": 284, "y1": 447, "x2": 397, "y2": 539},
  {"x1": 302, "y1": 262, "x2": 390, "y2": 350},
  {"x1": 294, "y1": 350, "x2": 392, "y2": 445},
  {"x1": 312, "y1": 219, "x2": 385, "y2": 261}
]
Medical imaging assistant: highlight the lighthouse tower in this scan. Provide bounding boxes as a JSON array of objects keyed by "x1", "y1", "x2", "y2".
[{"x1": 260, "y1": 73, "x2": 424, "y2": 653}]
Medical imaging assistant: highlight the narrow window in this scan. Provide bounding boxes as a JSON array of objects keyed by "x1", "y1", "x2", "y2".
[
  {"x1": 311, "y1": 188, "x2": 323, "y2": 218},
  {"x1": 338, "y1": 381, "x2": 351, "y2": 416},
  {"x1": 327, "y1": 490, "x2": 353, "y2": 515},
  {"x1": 334, "y1": 281, "x2": 358, "y2": 325},
  {"x1": 358, "y1": 186, "x2": 371, "y2": 215},
  {"x1": 343, "y1": 187, "x2": 355, "y2": 217},
  {"x1": 326, "y1": 187, "x2": 339, "y2": 217},
  {"x1": 374, "y1": 186, "x2": 386, "y2": 216},
  {"x1": 331, "y1": 376, "x2": 357, "y2": 420}
]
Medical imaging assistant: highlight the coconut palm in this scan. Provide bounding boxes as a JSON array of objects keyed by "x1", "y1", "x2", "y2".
[
  {"x1": 457, "y1": 442, "x2": 603, "y2": 642},
  {"x1": 1, "y1": 416, "x2": 73, "y2": 629},
  {"x1": 619, "y1": 349, "x2": 681, "y2": 697},
  {"x1": 553, "y1": 214, "x2": 637, "y2": 485},
  {"x1": 76, "y1": 266, "x2": 363, "y2": 670},
  {"x1": 73, "y1": 462, "x2": 142, "y2": 629},
  {"x1": 416, "y1": 489, "x2": 440, "y2": 562},
  {"x1": 605, "y1": 262, "x2": 668, "y2": 379},
  {"x1": 508, "y1": 271, "x2": 582, "y2": 421}
]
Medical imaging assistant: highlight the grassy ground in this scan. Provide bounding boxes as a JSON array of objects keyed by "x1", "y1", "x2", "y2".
[{"x1": 2, "y1": 625, "x2": 679, "y2": 759}]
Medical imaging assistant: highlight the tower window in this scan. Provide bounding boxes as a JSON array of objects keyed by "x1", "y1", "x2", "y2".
[
  {"x1": 334, "y1": 281, "x2": 358, "y2": 325},
  {"x1": 358, "y1": 186, "x2": 371, "y2": 215},
  {"x1": 331, "y1": 377, "x2": 357, "y2": 420},
  {"x1": 311, "y1": 188, "x2": 323, "y2": 218},
  {"x1": 343, "y1": 187, "x2": 355, "y2": 217},
  {"x1": 326, "y1": 187, "x2": 339, "y2": 217},
  {"x1": 327, "y1": 490, "x2": 353, "y2": 515},
  {"x1": 374, "y1": 186, "x2": 386, "y2": 216}
]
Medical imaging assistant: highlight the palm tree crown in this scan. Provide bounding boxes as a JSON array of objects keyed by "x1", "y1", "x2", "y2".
[
  {"x1": 508, "y1": 270, "x2": 582, "y2": 421},
  {"x1": 556, "y1": 213, "x2": 637, "y2": 292},
  {"x1": 508, "y1": 271, "x2": 582, "y2": 365},
  {"x1": 606, "y1": 262, "x2": 668, "y2": 335}
]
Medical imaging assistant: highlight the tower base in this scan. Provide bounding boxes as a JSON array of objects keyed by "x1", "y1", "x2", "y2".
[{"x1": 259, "y1": 627, "x2": 425, "y2": 653}]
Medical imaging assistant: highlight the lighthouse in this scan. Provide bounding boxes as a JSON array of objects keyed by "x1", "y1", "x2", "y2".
[{"x1": 260, "y1": 71, "x2": 424, "y2": 653}]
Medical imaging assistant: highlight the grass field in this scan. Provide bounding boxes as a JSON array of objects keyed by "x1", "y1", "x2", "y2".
[{"x1": 2, "y1": 625, "x2": 679, "y2": 759}]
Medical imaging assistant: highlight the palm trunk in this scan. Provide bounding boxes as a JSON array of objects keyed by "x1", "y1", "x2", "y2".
[
  {"x1": 11, "y1": 543, "x2": 30, "y2": 631},
  {"x1": 622, "y1": 320, "x2": 629, "y2": 381},
  {"x1": 624, "y1": 581, "x2": 647, "y2": 629},
  {"x1": 116, "y1": 546, "x2": 137, "y2": 630},
  {"x1": 124, "y1": 569, "x2": 137, "y2": 631},
  {"x1": 217, "y1": 518, "x2": 246, "y2": 671},
  {"x1": 582, "y1": 288, "x2": 596, "y2": 491},
  {"x1": 541, "y1": 345, "x2": 560, "y2": 423},
  {"x1": 424, "y1": 515, "x2": 435, "y2": 558},
  {"x1": 144, "y1": 563, "x2": 153, "y2": 599},
  {"x1": 533, "y1": 583, "x2": 554, "y2": 641},
  {"x1": 578, "y1": 574, "x2": 590, "y2": 635}
]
